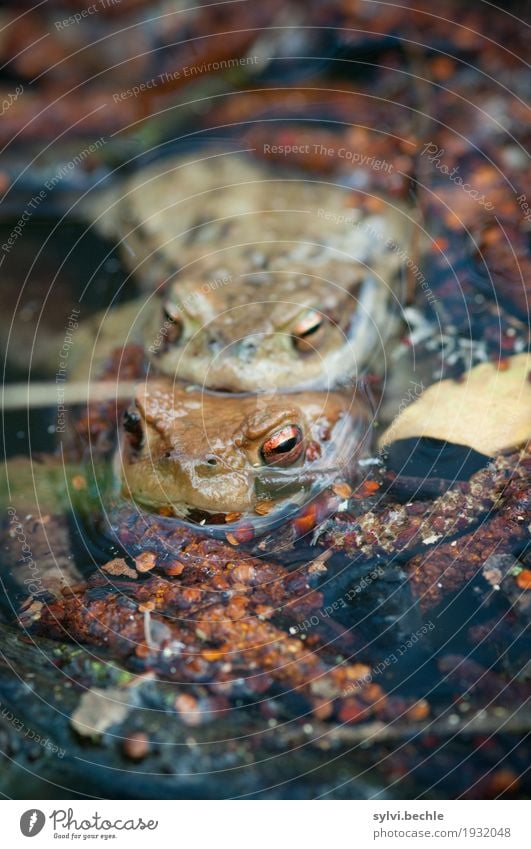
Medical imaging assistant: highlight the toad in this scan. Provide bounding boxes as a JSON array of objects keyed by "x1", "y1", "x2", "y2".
[
  {"x1": 77, "y1": 153, "x2": 415, "y2": 390},
  {"x1": 118, "y1": 379, "x2": 369, "y2": 519}
]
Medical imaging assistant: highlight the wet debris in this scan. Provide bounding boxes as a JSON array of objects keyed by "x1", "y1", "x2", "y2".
[
  {"x1": 406, "y1": 464, "x2": 530, "y2": 611},
  {"x1": 30, "y1": 552, "x2": 418, "y2": 727},
  {"x1": 316, "y1": 449, "x2": 529, "y2": 561}
]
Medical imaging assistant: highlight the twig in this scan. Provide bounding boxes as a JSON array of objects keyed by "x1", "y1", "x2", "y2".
[{"x1": 2, "y1": 381, "x2": 138, "y2": 411}]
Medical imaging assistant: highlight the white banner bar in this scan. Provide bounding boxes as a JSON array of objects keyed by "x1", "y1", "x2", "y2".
[{"x1": 3, "y1": 800, "x2": 529, "y2": 848}]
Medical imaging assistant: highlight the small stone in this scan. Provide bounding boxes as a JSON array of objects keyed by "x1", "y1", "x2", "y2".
[
  {"x1": 482, "y1": 554, "x2": 519, "y2": 589},
  {"x1": 135, "y1": 643, "x2": 151, "y2": 658},
  {"x1": 312, "y1": 698, "x2": 334, "y2": 721},
  {"x1": 423, "y1": 534, "x2": 442, "y2": 545},
  {"x1": 226, "y1": 523, "x2": 254, "y2": 545},
  {"x1": 406, "y1": 699, "x2": 430, "y2": 721},
  {"x1": 488, "y1": 769, "x2": 520, "y2": 796},
  {"x1": 135, "y1": 552, "x2": 157, "y2": 573},
  {"x1": 293, "y1": 503, "x2": 318, "y2": 535},
  {"x1": 332, "y1": 481, "x2": 352, "y2": 499},
  {"x1": 225, "y1": 512, "x2": 242, "y2": 523},
  {"x1": 175, "y1": 693, "x2": 202, "y2": 726},
  {"x1": 102, "y1": 558, "x2": 137, "y2": 579},
  {"x1": 201, "y1": 648, "x2": 223, "y2": 662},
  {"x1": 231, "y1": 563, "x2": 255, "y2": 583},
  {"x1": 515, "y1": 569, "x2": 531, "y2": 590},
  {"x1": 123, "y1": 731, "x2": 150, "y2": 760},
  {"x1": 225, "y1": 532, "x2": 239, "y2": 546},
  {"x1": 123, "y1": 731, "x2": 149, "y2": 761},
  {"x1": 337, "y1": 698, "x2": 366, "y2": 724},
  {"x1": 165, "y1": 561, "x2": 185, "y2": 577},
  {"x1": 354, "y1": 479, "x2": 380, "y2": 498},
  {"x1": 17, "y1": 599, "x2": 43, "y2": 627}
]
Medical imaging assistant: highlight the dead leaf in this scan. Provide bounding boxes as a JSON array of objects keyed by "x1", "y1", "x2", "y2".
[
  {"x1": 380, "y1": 353, "x2": 531, "y2": 456},
  {"x1": 71, "y1": 687, "x2": 135, "y2": 738}
]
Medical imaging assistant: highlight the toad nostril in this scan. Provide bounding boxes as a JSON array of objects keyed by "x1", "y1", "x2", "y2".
[
  {"x1": 196, "y1": 456, "x2": 221, "y2": 478},
  {"x1": 236, "y1": 338, "x2": 258, "y2": 362},
  {"x1": 208, "y1": 335, "x2": 223, "y2": 354}
]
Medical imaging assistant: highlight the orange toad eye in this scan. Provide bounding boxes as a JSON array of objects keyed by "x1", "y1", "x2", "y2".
[
  {"x1": 162, "y1": 301, "x2": 183, "y2": 345},
  {"x1": 292, "y1": 310, "x2": 326, "y2": 352},
  {"x1": 260, "y1": 425, "x2": 304, "y2": 467}
]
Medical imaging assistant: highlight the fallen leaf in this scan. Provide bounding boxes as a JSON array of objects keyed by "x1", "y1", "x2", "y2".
[
  {"x1": 71, "y1": 687, "x2": 134, "y2": 738},
  {"x1": 380, "y1": 353, "x2": 531, "y2": 456}
]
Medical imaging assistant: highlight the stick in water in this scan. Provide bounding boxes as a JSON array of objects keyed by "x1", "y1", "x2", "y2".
[{"x1": 2, "y1": 381, "x2": 139, "y2": 410}]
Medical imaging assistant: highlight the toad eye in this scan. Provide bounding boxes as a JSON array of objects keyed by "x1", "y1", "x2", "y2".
[
  {"x1": 260, "y1": 425, "x2": 304, "y2": 467},
  {"x1": 292, "y1": 310, "x2": 326, "y2": 353},
  {"x1": 123, "y1": 408, "x2": 144, "y2": 450},
  {"x1": 162, "y1": 301, "x2": 183, "y2": 345}
]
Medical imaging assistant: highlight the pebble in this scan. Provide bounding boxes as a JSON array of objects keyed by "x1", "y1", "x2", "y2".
[{"x1": 123, "y1": 731, "x2": 150, "y2": 760}]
